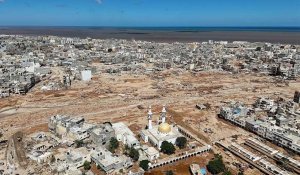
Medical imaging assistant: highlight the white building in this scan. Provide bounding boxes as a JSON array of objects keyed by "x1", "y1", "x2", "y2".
[
  {"x1": 140, "y1": 106, "x2": 183, "y2": 149},
  {"x1": 112, "y1": 122, "x2": 140, "y2": 148},
  {"x1": 66, "y1": 147, "x2": 91, "y2": 169},
  {"x1": 140, "y1": 145, "x2": 160, "y2": 161},
  {"x1": 91, "y1": 146, "x2": 132, "y2": 173},
  {"x1": 81, "y1": 70, "x2": 92, "y2": 81},
  {"x1": 50, "y1": 147, "x2": 91, "y2": 173}
]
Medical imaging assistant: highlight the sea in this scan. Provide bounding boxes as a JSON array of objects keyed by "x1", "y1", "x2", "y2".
[{"x1": 0, "y1": 27, "x2": 300, "y2": 44}]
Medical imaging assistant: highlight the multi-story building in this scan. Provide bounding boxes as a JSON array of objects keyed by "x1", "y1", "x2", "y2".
[
  {"x1": 91, "y1": 146, "x2": 132, "y2": 173},
  {"x1": 90, "y1": 123, "x2": 115, "y2": 146}
]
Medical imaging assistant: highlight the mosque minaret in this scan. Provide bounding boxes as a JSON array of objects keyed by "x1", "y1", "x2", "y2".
[
  {"x1": 147, "y1": 106, "x2": 153, "y2": 129},
  {"x1": 140, "y1": 105, "x2": 183, "y2": 149}
]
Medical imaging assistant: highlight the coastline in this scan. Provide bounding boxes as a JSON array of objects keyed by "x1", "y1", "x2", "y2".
[{"x1": 1, "y1": 27, "x2": 300, "y2": 44}]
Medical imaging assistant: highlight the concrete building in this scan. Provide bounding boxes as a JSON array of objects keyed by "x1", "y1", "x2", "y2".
[
  {"x1": 90, "y1": 123, "x2": 115, "y2": 146},
  {"x1": 190, "y1": 164, "x2": 204, "y2": 175},
  {"x1": 245, "y1": 138, "x2": 278, "y2": 155},
  {"x1": 50, "y1": 147, "x2": 91, "y2": 173},
  {"x1": 257, "y1": 159, "x2": 290, "y2": 175},
  {"x1": 229, "y1": 143, "x2": 261, "y2": 162},
  {"x1": 140, "y1": 106, "x2": 183, "y2": 149},
  {"x1": 140, "y1": 145, "x2": 160, "y2": 161},
  {"x1": 66, "y1": 147, "x2": 91, "y2": 169},
  {"x1": 81, "y1": 70, "x2": 92, "y2": 81},
  {"x1": 112, "y1": 122, "x2": 140, "y2": 149},
  {"x1": 91, "y1": 146, "x2": 132, "y2": 173},
  {"x1": 219, "y1": 102, "x2": 249, "y2": 128},
  {"x1": 220, "y1": 96, "x2": 300, "y2": 154},
  {"x1": 48, "y1": 115, "x2": 96, "y2": 141}
]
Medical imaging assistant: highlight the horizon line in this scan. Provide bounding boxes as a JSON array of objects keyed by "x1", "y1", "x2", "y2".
[{"x1": 1, "y1": 25, "x2": 300, "y2": 28}]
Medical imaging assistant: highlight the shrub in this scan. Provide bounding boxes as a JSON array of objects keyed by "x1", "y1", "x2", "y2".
[
  {"x1": 83, "y1": 161, "x2": 91, "y2": 170},
  {"x1": 108, "y1": 137, "x2": 119, "y2": 153},
  {"x1": 206, "y1": 154, "x2": 226, "y2": 174},
  {"x1": 139, "y1": 160, "x2": 150, "y2": 171},
  {"x1": 165, "y1": 170, "x2": 174, "y2": 175},
  {"x1": 160, "y1": 141, "x2": 175, "y2": 155},
  {"x1": 129, "y1": 147, "x2": 140, "y2": 161},
  {"x1": 74, "y1": 140, "x2": 84, "y2": 148},
  {"x1": 175, "y1": 137, "x2": 187, "y2": 149}
]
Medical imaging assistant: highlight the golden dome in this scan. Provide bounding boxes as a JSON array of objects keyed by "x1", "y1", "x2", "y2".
[{"x1": 158, "y1": 123, "x2": 171, "y2": 134}]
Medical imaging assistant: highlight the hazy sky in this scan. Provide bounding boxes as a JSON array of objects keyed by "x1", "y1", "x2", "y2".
[{"x1": 0, "y1": 0, "x2": 299, "y2": 26}]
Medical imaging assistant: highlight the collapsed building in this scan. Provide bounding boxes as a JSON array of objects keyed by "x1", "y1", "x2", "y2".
[{"x1": 1, "y1": 35, "x2": 300, "y2": 98}]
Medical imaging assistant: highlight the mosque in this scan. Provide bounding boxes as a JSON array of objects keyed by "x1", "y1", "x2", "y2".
[{"x1": 140, "y1": 106, "x2": 183, "y2": 149}]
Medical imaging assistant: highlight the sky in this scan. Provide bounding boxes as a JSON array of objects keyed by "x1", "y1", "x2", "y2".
[{"x1": 0, "y1": 0, "x2": 299, "y2": 27}]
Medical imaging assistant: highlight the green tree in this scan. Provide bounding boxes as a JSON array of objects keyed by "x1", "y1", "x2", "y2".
[
  {"x1": 175, "y1": 137, "x2": 187, "y2": 149},
  {"x1": 139, "y1": 160, "x2": 150, "y2": 171},
  {"x1": 160, "y1": 141, "x2": 175, "y2": 155},
  {"x1": 109, "y1": 137, "x2": 119, "y2": 153},
  {"x1": 129, "y1": 147, "x2": 140, "y2": 161},
  {"x1": 74, "y1": 140, "x2": 84, "y2": 148},
  {"x1": 165, "y1": 170, "x2": 174, "y2": 175},
  {"x1": 206, "y1": 154, "x2": 226, "y2": 174},
  {"x1": 222, "y1": 170, "x2": 232, "y2": 175},
  {"x1": 83, "y1": 161, "x2": 91, "y2": 170}
]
